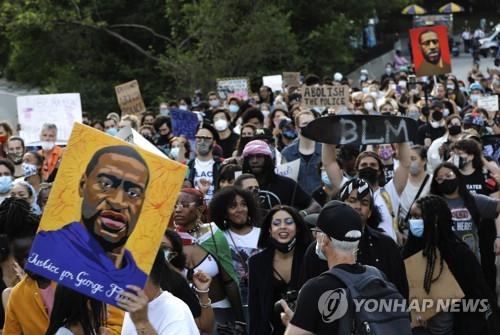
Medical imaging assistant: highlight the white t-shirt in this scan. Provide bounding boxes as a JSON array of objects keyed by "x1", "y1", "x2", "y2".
[
  {"x1": 373, "y1": 188, "x2": 397, "y2": 242},
  {"x1": 397, "y1": 176, "x2": 432, "y2": 220},
  {"x1": 121, "y1": 291, "x2": 199, "y2": 335},
  {"x1": 193, "y1": 158, "x2": 215, "y2": 202}
]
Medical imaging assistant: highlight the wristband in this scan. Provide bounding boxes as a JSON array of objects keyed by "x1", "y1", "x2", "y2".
[
  {"x1": 195, "y1": 286, "x2": 210, "y2": 293},
  {"x1": 300, "y1": 210, "x2": 308, "y2": 217},
  {"x1": 200, "y1": 297, "x2": 212, "y2": 308}
]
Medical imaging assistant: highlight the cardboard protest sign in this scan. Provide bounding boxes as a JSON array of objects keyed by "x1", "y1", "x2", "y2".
[
  {"x1": 300, "y1": 85, "x2": 349, "y2": 109},
  {"x1": 275, "y1": 159, "x2": 300, "y2": 182},
  {"x1": 263, "y1": 75, "x2": 283, "y2": 93},
  {"x1": 410, "y1": 25, "x2": 451, "y2": 77},
  {"x1": 216, "y1": 77, "x2": 250, "y2": 101},
  {"x1": 301, "y1": 115, "x2": 418, "y2": 145},
  {"x1": 478, "y1": 95, "x2": 499, "y2": 112},
  {"x1": 405, "y1": 250, "x2": 464, "y2": 327},
  {"x1": 17, "y1": 93, "x2": 82, "y2": 145},
  {"x1": 171, "y1": 109, "x2": 199, "y2": 140},
  {"x1": 282, "y1": 72, "x2": 301, "y2": 88},
  {"x1": 25, "y1": 123, "x2": 186, "y2": 306},
  {"x1": 115, "y1": 80, "x2": 146, "y2": 116}
]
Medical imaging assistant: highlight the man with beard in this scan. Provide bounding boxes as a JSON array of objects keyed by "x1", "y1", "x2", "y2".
[
  {"x1": 185, "y1": 123, "x2": 222, "y2": 203},
  {"x1": 6, "y1": 136, "x2": 25, "y2": 178},
  {"x1": 416, "y1": 29, "x2": 451, "y2": 76},
  {"x1": 153, "y1": 115, "x2": 174, "y2": 155},
  {"x1": 25, "y1": 145, "x2": 149, "y2": 304}
]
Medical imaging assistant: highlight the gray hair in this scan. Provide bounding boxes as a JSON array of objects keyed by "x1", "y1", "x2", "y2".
[
  {"x1": 41, "y1": 123, "x2": 58, "y2": 133},
  {"x1": 329, "y1": 231, "x2": 361, "y2": 254}
]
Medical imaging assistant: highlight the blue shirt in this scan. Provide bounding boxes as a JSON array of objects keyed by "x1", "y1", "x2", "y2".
[
  {"x1": 281, "y1": 140, "x2": 322, "y2": 195},
  {"x1": 25, "y1": 222, "x2": 147, "y2": 306}
]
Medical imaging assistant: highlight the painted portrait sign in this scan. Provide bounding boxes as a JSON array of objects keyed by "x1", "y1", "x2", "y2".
[
  {"x1": 25, "y1": 123, "x2": 186, "y2": 306},
  {"x1": 410, "y1": 25, "x2": 452, "y2": 77}
]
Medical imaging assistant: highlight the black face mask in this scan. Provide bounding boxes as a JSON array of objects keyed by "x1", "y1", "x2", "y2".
[
  {"x1": 432, "y1": 110, "x2": 443, "y2": 121},
  {"x1": 448, "y1": 125, "x2": 462, "y2": 136},
  {"x1": 270, "y1": 237, "x2": 296, "y2": 253},
  {"x1": 438, "y1": 178, "x2": 458, "y2": 195},
  {"x1": 358, "y1": 167, "x2": 379, "y2": 185}
]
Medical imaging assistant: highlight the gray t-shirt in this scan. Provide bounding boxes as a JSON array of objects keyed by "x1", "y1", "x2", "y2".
[{"x1": 445, "y1": 194, "x2": 498, "y2": 258}]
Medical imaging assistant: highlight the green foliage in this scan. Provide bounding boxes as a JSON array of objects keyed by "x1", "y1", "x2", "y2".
[{"x1": 0, "y1": 0, "x2": 410, "y2": 119}]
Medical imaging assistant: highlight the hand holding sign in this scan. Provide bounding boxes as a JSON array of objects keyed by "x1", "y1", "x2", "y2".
[{"x1": 301, "y1": 115, "x2": 418, "y2": 145}]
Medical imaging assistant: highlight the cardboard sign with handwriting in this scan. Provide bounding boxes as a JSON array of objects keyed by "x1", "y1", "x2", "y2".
[{"x1": 115, "y1": 80, "x2": 146, "y2": 116}]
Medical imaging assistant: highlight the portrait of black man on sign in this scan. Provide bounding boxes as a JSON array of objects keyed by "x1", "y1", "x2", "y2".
[
  {"x1": 410, "y1": 25, "x2": 452, "y2": 77},
  {"x1": 25, "y1": 123, "x2": 186, "y2": 306}
]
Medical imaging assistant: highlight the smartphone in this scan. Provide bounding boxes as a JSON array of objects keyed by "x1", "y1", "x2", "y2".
[{"x1": 408, "y1": 75, "x2": 416, "y2": 89}]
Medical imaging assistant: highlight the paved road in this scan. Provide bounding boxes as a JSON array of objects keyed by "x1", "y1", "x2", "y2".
[{"x1": 451, "y1": 52, "x2": 495, "y2": 83}]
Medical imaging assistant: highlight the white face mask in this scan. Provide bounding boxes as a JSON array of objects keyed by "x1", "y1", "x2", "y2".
[
  {"x1": 41, "y1": 141, "x2": 55, "y2": 151},
  {"x1": 430, "y1": 121, "x2": 442, "y2": 129},
  {"x1": 170, "y1": 147, "x2": 180, "y2": 159},
  {"x1": 364, "y1": 102, "x2": 374, "y2": 111},
  {"x1": 214, "y1": 119, "x2": 229, "y2": 132},
  {"x1": 261, "y1": 110, "x2": 270, "y2": 118},
  {"x1": 179, "y1": 104, "x2": 188, "y2": 111},
  {"x1": 443, "y1": 108, "x2": 450, "y2": 117},
  {"x1": 209, "y1": 100, "x2": 220, "y2": 108},
  {"x1": 389, "y1": 84, "x2": 397, "y2": 91}
]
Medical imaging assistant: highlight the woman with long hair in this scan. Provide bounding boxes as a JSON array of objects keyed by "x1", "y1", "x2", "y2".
[
  {"x1": 172, "y1": 188, "x2": 245, "y2": 331},
  {"x1": 248, "y1": 205, "x2": 311, "y2": 335},
  {"x1": 429, "y1": 162, "x2": 500, "y2": 259},
  {"x1": 209, "y1": 187, "x2": 261, "y2": 320},
  {"x1": 45, "y1": 286, "x2": 106, "y2": 335},
  {"x1": 402, "y1": 195, "x2": 494, "y2": 335}
]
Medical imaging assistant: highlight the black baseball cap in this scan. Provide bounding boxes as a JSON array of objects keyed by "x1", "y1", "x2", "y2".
[{"x1": 317, "y1": 200, "x2": 363, "y2": 242}]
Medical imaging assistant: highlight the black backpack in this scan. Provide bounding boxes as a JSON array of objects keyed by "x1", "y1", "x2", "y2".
[{"x1": 323, "y1": 265, "x2": 412, "y2": 335}]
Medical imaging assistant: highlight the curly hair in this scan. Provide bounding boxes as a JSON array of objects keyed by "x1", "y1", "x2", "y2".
[
  {"x1": 209, "y1": 186, "x2": 261, "y2": 230},
  {"x1": 0, "y1": 197, "x2": 39, "y2": 240}
]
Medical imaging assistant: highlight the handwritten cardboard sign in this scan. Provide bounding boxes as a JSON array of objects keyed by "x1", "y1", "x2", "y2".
[
  {"x1": 282, "y1": 72, "x2": 301, "y2": 88},
  {"x1": 17, "y1": 93, "x2": 82, "y2": 145},
  {"x1": 478, "y1": 95, "x2": 499, "y2": 112},
  {"x1": 115, "y1": 80, "x2": 146, "y2": 116},
  {"x1": 302, "y1": 115, "x2": 419, "y2": 145},
  {"x1": 25, "y1": 123, "x2": 186, "y2": 306},
  {"x1": 171, "y1": 109, "x2": 199, "y2": 140},
  {"x1": 300, "y1": 85, "x2": 350, "y2": 109},
  {"x1": 275, "y1": 159, "x2": 300, "y2": 182},
  {"x1": 216, "y1": 77, "x2": 250, "y2": 101}
]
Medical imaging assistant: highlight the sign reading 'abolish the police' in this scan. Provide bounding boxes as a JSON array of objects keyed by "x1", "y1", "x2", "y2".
[
  {"x1": 302, "y1": 115, "x2": 419, "y2": 145},
  {"x1": 300, "y1": 85, "x2": 349, "y2": 108}
]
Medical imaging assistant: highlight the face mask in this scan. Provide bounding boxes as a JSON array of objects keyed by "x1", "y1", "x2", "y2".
[
  {"x1": 446, "y1": 84, "x2": 455, "y2": 90},
  {"x1": 430, "y1": 121, "x2": 442, "y2": 129},
  {"x1": 261, "y1": 110, "x2": 270, "y2": 118},
  {"x1": 7, "y1": 152, "x2": 23, "y2": 164},
  {"x1": 282, "y1": 129, "x2": 297, "y2": 139},
  {"x1": 0, "y1": 135, "x2": 7, "y2": 143},
  {"x1": 106, "y1": 127, "x2": 118, "y2": 136},
  {"x1": 315, "y1": 240, "x2": 328, "y2": 261},
  {"x1": 209, "y1": 100, "x2": 220, "y2": 108},
  {"x1": 453, "y1": 155, "x2": 470, "y2": 170},
  {"x1": 159, "y1": 107, "x2": 170, "y2": 116},
  {"x1": 358, "y1": 167, "x2": 379, "y2": 185},
  {"x1": 270, "y1": 237, "x2": 296, "y2": 253},
  {"x1": 0, "y1": 176, "x2": 12, "y2": 194},
  {"x1": 398, "y1": 80, "x2": 407, "y2": 89},
  {"x1": 408, "y1": 110, "x2": 420, "y2": 120},
  {"x1": 362, "y1": 87, "x2": 369, "y2": 94},
  {"x1": 389, "y1": 84, "x2": 397, "y2": 91},
  {"x1": 41, "y1": 141, "x2": 55, "y2": 151},
  {"x1": 170, "y1": 147, "x2": 180, "y2": 159},
  {"x1": 378, "y1": 148, "x2": 393, "y2": 161},
  {"x1": 438, "y1": 178, "x2": 458, "y2": 195},
  {"x1": 196, "y1": 142, "x2": 212, "y2": 156},
  {"x1": 470, "y1": 94, "x2": 480, "y2": 105},
  {"x1": 179, "y1": 104, "x2": 188, "y2": 111},
  {"x1": 385, "y1": 68, "x2": 392, "y2": 75},
  {"x1": 229, "y1": 105, "x2": 239, "y2": 113},
  {"x1": 409, "y1": 219, "x2": 424, "y2": 238},
  {"x1": 22, "y1": 163, "x2": 38, "y2": 177},
  {"x1": 448, "y1": 125, "x2": 461, "y2": 136},
  {"x1": 443, "y1": 109, "x2": 450, "y2": 117},
  {"x1": 409, "y1": 161, "x2": 421, "y2": 176},
  {"x1": 163, "y1": 249, "x2": 177, "y2": 263},
  {"x1": 364, "y1": 102, "x2": 374, "y2": 111},
  {"x1": 214, "y1": 119, "x2": 229, "y2": 132},
  {"x1": 321, "y1": 171, "x2": 332, "y2": 187}
]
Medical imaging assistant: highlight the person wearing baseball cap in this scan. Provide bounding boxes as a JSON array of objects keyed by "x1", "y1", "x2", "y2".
[{"x1": 241, "y1": 140, "x2": 320, "y2": 215}]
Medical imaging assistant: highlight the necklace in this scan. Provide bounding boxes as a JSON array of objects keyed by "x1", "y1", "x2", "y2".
[{"x1": 186, "y1": 223, "x2": 201, "y2": 235}]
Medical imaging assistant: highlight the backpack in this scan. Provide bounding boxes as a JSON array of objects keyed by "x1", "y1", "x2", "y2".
[{"x1": 323, "y1": 265, "x2": 412, "y2": 335}]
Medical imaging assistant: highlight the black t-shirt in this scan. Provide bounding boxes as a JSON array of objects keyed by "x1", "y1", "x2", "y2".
[
  {"x1": 291, "y1": 263, "x2": 365, "y2": 335},
  {"x1": 218, "y1": 131, "x2": 239, "y2": 158},
  {"x1": 417, "y1": 124, "x2": 446, "y2": 142},
  {"x1": 462, "y1": 168, "x2": 497, "y2": 196},
  {"x1": 260, "y1": 174, "x2": 312, "y2": 210},
  {"x1": 382, "y1": 163, "x2": 394, "y2": 184}
]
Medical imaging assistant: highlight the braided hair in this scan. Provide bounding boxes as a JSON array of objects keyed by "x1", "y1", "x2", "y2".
[
  {"x1": 0, "y1": 197, "x2": 40, "y2": 240},
  {"x1": 415, "y1": 195, "x2": 460, "y2": 294}
]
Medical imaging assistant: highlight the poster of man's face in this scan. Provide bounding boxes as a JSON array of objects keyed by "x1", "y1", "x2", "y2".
[
  {"x1": 410, "y1": 25, "x2": 452, "y2": 77},
  {"x1": 25, "y1": 123, "x2": 186, "y2": 306}
]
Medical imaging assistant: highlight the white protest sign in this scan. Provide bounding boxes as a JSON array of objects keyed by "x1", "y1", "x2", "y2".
[
  {"x1": 263, "y1": 75, "x2": 283, "y2": 93},
  {"x1": 17, "y1": 93, "x2": 82, "y2": 145},
  {"x1": 116, "y1": 126, "x2": 166, "y2": 158},
  {"x1": 275, "y1": 159, "x2": 300, "y2": 182},
  {"x1": 478, "y1": 95, "x2": 499, "y2": 112},
  {"x1": 216, "y1": 78, "x2": 249, "y2": 100}
]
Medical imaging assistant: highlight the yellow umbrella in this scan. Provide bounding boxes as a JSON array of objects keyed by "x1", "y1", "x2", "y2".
[
  {"x1": 438, "y1": 2, "x2": 465, "y2": 13},
  {"x1": 401, "y1": 5, "x2": 427, "y2": 15}
]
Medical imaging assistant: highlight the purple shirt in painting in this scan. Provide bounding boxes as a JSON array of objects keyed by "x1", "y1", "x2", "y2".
[{"x1": 25, "y1": 222, "x2": 146, "y2": 306}]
